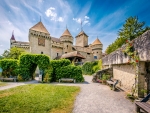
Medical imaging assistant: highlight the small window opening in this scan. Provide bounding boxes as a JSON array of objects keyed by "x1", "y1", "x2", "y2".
[
  {"x1": 57, "y1": 53, "x2": 59, "y2": 56},
  {"x1": 67, "y1": 45, "x2": 68, "y2": 49},
  {"x1": 41, "y1": 52, "x2": 43, "y2": 54}
]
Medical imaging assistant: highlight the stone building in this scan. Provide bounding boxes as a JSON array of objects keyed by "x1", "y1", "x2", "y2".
[{"x1": 10, "y1": 21, "x2": 103, "y2": 62}]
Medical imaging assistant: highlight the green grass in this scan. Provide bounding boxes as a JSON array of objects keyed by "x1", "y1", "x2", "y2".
[
  {"x1": 0, "y1": 82, "x2": 7, "y2": 87},
  {"x1": 0, "y1": 84, "x2": 80, "y2": 113}
]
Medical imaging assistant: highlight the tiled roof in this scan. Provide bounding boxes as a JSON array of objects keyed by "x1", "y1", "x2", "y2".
[
  {"x1": 61, "y1": 51, "x2": 85, "y2": 59},
  {"x1": 76, "y1": 30, "x2": 88, "y2": 37},
  {"x1": 61, "y1": 29, "x2": 72, "y2": 37},
  {"x1": 51, "y1": 37, "x2": 61, "y2": 43},
  {"x1": 30, "y1": 21, "x2": 50, "y2": 34},
  {"x1": 92, "y1": 38, "x2": 102, "y2": 45}
]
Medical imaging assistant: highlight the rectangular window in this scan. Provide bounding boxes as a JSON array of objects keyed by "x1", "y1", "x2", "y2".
[
  {"x1": 57, "y1": 53, "x2": 58, "y2": 56},
  {"x1": 94, "y1": 56, "x2": 97, "y2": 59},
  {"x1": 87, "y1": 53, "x2": 90, "y2": 55}
]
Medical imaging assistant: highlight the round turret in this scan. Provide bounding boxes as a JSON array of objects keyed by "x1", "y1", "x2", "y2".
[
  {"x1": 91, "y1": 38, "x2": 103, "y2": 60},
  {"x1": 60, "y1": 28, "x2": 73, "y2": 53}
]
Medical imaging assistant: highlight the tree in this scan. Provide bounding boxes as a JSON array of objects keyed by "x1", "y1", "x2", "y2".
[
  {"x1": 119, "y1": 16, "x2": 145, "y2": 41},
  {"x1": 2, "y1": 47, "x2": 25, "y2": 59},
  {"x1": 105, "y1": 16, "x2": 149, "y2": 54}
]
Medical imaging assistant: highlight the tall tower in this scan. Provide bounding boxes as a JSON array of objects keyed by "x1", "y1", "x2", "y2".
[
  {"x1": 29, "y1": 21, "x2": 51, "y2": 56},
  {"x1": 10, "y1": 31, "x2": 16, "y2": 48},
  {"x1": 60, "y1": 28, "x2": 73, "y2": 54},
  {"x1": 75, "y1": 30, "x2": 88, "y2": 47},
  {"x1": 91, "y1": 38, "x2": 103, "y2": 60}
]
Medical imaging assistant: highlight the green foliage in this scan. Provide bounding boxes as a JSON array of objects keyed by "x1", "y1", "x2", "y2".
[
  {"x1": 2, "y1": 47, "x2": 25, "y2": 59},
  {"x1": 56, "y1": 65, "x2": 84, "y2": 82},
  {"x1": 43, "y1": 66, "x2": 53, "y2": 83},
  {"x1": 50, "y1": 59, "x2": 71, "y2": 81},
  {"x1": 92, "y1": 60, "x2": 102, "y2": 72},
  {"x1": 106, "y1": 16, "x2": 148, "y2": 54},
  {"x1": 102, "y1": 74, "x2": 111, "y2": 81},
  {"x1": 82, "y1": 61, "x2": 101, "y2": 75},
  {"x1": 18, "y1": 54, "x2": 50, "y2": 80},
  {"x1": 0, "y1": 59, "x2": 18, "y2": 77}
]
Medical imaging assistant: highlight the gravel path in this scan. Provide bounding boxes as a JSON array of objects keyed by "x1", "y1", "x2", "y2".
[
  {"x1": 72, "y1": 75, "x2": 135, "y2": 113},
  {"x1": 0, "y1": 76, "x2": 135, "y2": 113}
]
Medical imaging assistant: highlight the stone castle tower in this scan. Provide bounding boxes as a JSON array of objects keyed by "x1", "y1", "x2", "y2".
[
  {"x1": 10, "y1": 21, "x2": 103, "y2": 62},
  {"x1": 91, "y1": 38, "x2": 103, "y2": 59},
  {"x1": 29, "y1": 21, "x2": 51, "y2": 56},
  {"x1": 60, "y1": 28, "x2": 73, "y2": 54},
  {"x1": 75, "y1": 30, "x2": 88, "y2": 47}
]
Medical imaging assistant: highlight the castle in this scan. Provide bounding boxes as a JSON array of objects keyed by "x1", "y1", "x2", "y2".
[{"x1": 10, "y1": 20, "x2": 103, "y2": 62}]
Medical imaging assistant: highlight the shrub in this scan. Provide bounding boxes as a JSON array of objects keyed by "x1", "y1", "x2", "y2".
[
  {"x1": 92, "y1": 59, "x2": 102, "y2": 73},
  {"x1": 18, "y1": 54, "x2": 50, "y2": 80},
  {"x1": 0, "y1": 59, "x2": 18, "y2": 77},
  {"x1": 43, "y1": 66, "x2": 53, "y2": 83},
  {"x1": 56, "y1": 65, "x2": 84, "y2": 82},
  {"x1": 50, "y1": 59, "x2": 71, "y2": 81},
  {"x1": 102, "y1": 74, "x2": 111, "y2": 81},
  {"x1": 82, "y1": 61, "x2": 98, "y2": 75}
]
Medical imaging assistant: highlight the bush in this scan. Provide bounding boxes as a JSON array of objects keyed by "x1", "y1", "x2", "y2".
[
  {"x1": 43, "y1": 66, "x2": 53, "y2": 83},
  {"x1": 50, "y1": 59, "x2": 71, "y2": 81},
  {"x1": 19, "y1": 54, "x2": 50, "y2": 80},
  {"x1": 92, "y1": 59, "x2": 102, "y2": 73},
  {"x1": 102, "y1": 74, "x2": 111, "y2": 81},
  {"x1": 56, "y1": 65, "x2": 84, "y2": 82},
  {"x1": 82, "y1": 61, "x2": 98, "y2": 75},
  {"x1": 0, "y1": 59, "x2": 18, "y2": 77}
]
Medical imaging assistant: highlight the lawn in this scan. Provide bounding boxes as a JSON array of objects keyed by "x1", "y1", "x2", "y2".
[
  {"x1": 0, "y1": 82, "x2": 7, "y2": 87},
  {"x1": 0, "y1": 84, "x2": 80, "y2": 113}
]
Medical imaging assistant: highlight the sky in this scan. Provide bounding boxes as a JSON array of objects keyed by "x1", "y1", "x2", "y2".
[{"x1": 0, "y1": 0, "x2": 150, "y2": 55}]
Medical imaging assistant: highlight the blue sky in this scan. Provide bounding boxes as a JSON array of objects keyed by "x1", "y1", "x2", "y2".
[{"x1": 0, "y1": 0, "x2": 150, "y2": 55}]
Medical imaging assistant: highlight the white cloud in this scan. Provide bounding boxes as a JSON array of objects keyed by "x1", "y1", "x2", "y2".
[
  {"x1": 73, "y1": 16, "x2": 90, "y2": 26},
  {"x1": 73, "y1": 18, "x2": 81, "y2": 23},
  {"x1": 58, "y1": 17, "x2": 64, "y2": 22},
  {"x1": 85, "y1": 16, "x2": 89, "y2": 20},
  {"x1": 45, "y1": 7, "x2": 64, "y2": 22},
  {"x1": 0, "y1": 45, "x2": 3, "y2": 47}
]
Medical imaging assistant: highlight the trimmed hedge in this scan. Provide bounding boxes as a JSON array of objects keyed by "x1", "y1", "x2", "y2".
[
  {"x1": 0, "y1": 59, "x2": 18, "y2": 77},
  {"x1": 50, "y1": 59, "x2": 71, "y2": 81},
  {"x1": 18, "y1": 54, "x2": 50, "y2": 80},
  {"x1": 56, "y1": 65, "x2": 84, "y2": 82}
]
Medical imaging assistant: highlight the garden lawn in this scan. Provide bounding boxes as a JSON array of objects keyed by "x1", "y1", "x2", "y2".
[
  {"x1": 0, "y1": 82, "x2": 7, "y2": 87},
  {"x1": 0, "y1": 84, "x2": 80, "y2": 113}
]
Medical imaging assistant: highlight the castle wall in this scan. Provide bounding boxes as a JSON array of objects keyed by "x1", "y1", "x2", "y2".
[
  {"x1": 51, "y1": 47, "x2": 63, "y2": 59},
  {"x1": 79, "y1": 51, "x2": 94, "y2": 62}
]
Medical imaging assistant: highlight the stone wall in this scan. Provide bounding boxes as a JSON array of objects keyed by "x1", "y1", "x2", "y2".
[
  {"x1": 113, "y1": 64, "x2": 135, "y2": 92},
  {"x1": 102, "y1": 30, "x2": 150, "y2": 97},
  {"x1": 102, "y1": 30, "x2": 150, "y2": 66}
]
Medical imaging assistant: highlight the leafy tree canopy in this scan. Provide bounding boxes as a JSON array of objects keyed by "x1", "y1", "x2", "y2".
[
  {"x1": 1, "y1": 47, "x2": 26, "y2": 59},
  {"x1": 105, "y1": 16, "x2": 150, "y2": 54}
]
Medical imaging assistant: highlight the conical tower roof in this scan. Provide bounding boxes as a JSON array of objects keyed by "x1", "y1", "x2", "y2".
[
  {"x1": 76, "y1": 30, "x2": 88, "y2": 37},
  {"x1": 30, "y1": 21, "x2": 50, "y2": 34},
  {"x1": 92, "y1": 38, "x2": 102, "y2": 45},
  {"x1": 10, "y1": 31, "x2": 15, "y2": 40},
  {"x1": 61, "y1": 28, "x2": 72, "y2": 37}
]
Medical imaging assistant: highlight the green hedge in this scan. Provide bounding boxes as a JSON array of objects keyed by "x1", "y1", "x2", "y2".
[
  {"x1": 0, "y1": 59, "x2": 18, "y2": 77},
  {"x1": 82, "y1": 60, "x2": 102, "y2": 75},
  {"x1": 18, "y1": 54, "x2": 50, "y2": 80},
  {"x1": 56, "y1": 65, "x2": 84, "y2": 82},
  {"x1": 50, "y1": 59, "x2": 71, "y2": 81}
]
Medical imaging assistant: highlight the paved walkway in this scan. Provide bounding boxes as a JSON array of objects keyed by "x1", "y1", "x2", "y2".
[{"x1": 0, "y1": 76, "x2": 135, "y2": 113}]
